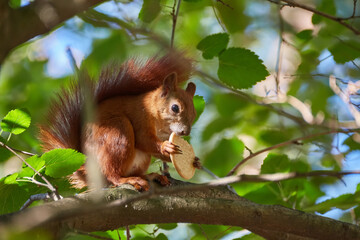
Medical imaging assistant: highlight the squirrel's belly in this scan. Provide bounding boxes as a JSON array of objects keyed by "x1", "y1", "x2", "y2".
[{"x1": 125, "y1": 149, "x2": 151, "y2": 176}]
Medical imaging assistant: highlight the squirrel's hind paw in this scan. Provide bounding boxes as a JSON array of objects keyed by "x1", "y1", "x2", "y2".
[
  {"x1": 110, "y1": 176, "x2": 150, "y2": 192},
  {"x1": 146, "y1": 173, "x2": 171, "y2": 187}
]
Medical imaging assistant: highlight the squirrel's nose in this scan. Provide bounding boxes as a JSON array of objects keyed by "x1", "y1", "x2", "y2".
[
  {"x1": 171, "y1": 123, "x2": 191, "y2": 136},
  {"x1": 180, "y1": 128, "x2": 190, "y2": 136}
]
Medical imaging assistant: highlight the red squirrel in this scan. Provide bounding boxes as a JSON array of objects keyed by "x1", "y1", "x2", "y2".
[{"x1": 39, "y1": 52, "x2": 196, "y2": 191}]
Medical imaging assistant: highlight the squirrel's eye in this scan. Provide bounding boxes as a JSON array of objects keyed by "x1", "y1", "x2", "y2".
[{"x1": 171, "y1": 104, "x2": 180, "y2": 113}]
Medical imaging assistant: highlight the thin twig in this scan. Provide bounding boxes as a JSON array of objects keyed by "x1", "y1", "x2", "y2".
[
  {"x1": 196, "y1": 69, "x2": 360, "y2": 129},
  {"x1": 0, "y1": 141, "x2": 58, "y2": 195},
  {"x1": 80, "y1": 9, "x2": 170, "y2": 49},
  {"x1": 201, "y1": 166, "x2": 237, "y2": 194},
  {"x1": 170, "y1": 0, "x2": 182, "y2": 48},
  {"x1": 286, "y1": 73, "x2": 348, "y2": 84},
  {"x1": 197, "y1": 224, "x2": 209, "y2": 240},
  {"x1": 319, "y1": 54, "x2": 333, "y2": 63},
  {"x1": 126, "y1": 225, "x2": 131, "y2": 240},
  {"x1": 2, "y1": 145, "x2": 35, "y2": 156},
  {"x1": 274, "y1": 4, "x2": 284, "y2": 94},
  {"x1": 66, "y1": 47, "x2": 79, "y2": 72},
  {"x1": 352, "y1": 0, "x2": 358, "y2": 18},
  {"x1": 18, "y1": 177, "x2": 50, "y2": 188},
  {"x1": 195, "y1": 69, "x2": 311, "y2": 126},
  {"x1": 215, "y1": 0, "x2": 234, "y2": 10},
  {"x1": 351, "y1": 60, "x2": 360, "y2": 71},
  {"x1": 201, "y1": 166, "x2": 220, "y2": 179},
  {"x1": 226, "y1": 129, "x2": 358, "y2": 176},
  {"x1": 244, "y1": 145, "x2": 253, "y2": 155},
  {"x1": 341, "y1": 0, "x2": 359, "y2": 20},
  {"x1": 211, "y1": 3, "x2": 226, "y2": 32},
  {"x1": 330, "y1": 75, "x2": 360, "y2": 126},
  {"x1": 267, "y1": 0, "x2": 360, "y2": 35},
  {"x1": 213, "y1": 226, "x2": 233, "y2": 240},
  {"x1": 116, "y1": 229, "x2": 122, "y2": 240},
  {"x1": 20, "y1": 193, "x2": 51, "y2": 211}
]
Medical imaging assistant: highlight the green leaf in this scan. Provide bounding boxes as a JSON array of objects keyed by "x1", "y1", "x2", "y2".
[
  {"x1": 244, "y1": 184, "x2": 282, "y2": 205},
  {"x1": 354, "y1": 206, "x2": 360, "y2": 223},
  {"x1": 138, "y1": 0, "x2": 162, "y2": 23},
  {"x1": 7, "y1": 230, "x2": 52, "y2": 240},
  {"x1": 215, "y1": 1, "x2": 249, "y2": 33},
  {"x1": 344, "y1": 134, "x2": 360, "y2": 151},
  {"x1": 193, "y1": 95, "x2": 205, "y2": 124},
  {"x1": 0, "y1": 147, "x2": 12, "y2": 163},
  {"x1": 42, "y1": 149, "x2": 86, "y2": 178},
  {"x1": 202, "y1": 117, "x2": 240, "y2": 141},
  {"x1": 304, "y1": 192, "x2": 360, "y2": 214},
  {"x1": 289, "y1": 160, "x2": 310, "y2": 173},
  {"x1": 1, "y1": 108, "x2": 31, "y2": 135},
  {"x1": 296, "y1": 29, "x2": 313, "y2": 41},
  {"x1": 294, "y1": 50, "x2": 320, "y2": 74},
  {"x1": 204, "y1": 137, "x2": 244, "y2": 176},
  {"x1": 154, "y1": 233, "x2": 168, "y2": 240},
  {"x1": 214, "y1": 93, "x2": 247, "y2": 117},
  {"x1": 157, "y1": 223, "x2": 178, "y2": 230},
  {"x1": 18, "y1": 155, "x2": 45, "y2": 178},
  {"x1": 82, "y1": 31, "x2": 127, "y2": 77},
  {"x1": 302, "y1": 181, "x2": 324, "y2": 206},
  {"x1": 329, "y1": 40, "x2": 360, "y2": 64},
  {"x1": 197, "y1": 33, "x2": 229, "y2": 59},
  {"x1": 234, "y1": 233, "x2": 265, "y2": 240},
  {"x1": 4, "y1": 173, "x2": 18, "y2": 184},
  {"x1": 259, "y1": 129, "x2": 289, "y2": 145},
  {"x1": 218, "y1": 48, "x2": 269, "y2": 89},
  {"x1": 261, "y1": 154, "x2": 290, "y2": 174},
  {"x1": 190, "y1": 225, "x2": 238, "y2": 240},
  {"x1": 233, "y1": 182, "x2": 268, "y2": 196},
  {"x1": 9, "y1": 0, "x2": 21, "y2": 9},
  {"x1": 65, "y1": 231, "x2": 113, "y2": 240},
  {"x1": 0, "y1": 176, "x2": 30, "y2": 214},
  {"x1": 320, "y1": 154, "x2": 340, "y2": 171},
  {"x1": 311, "y1": 0, "x2": 335, "y2": 24}
]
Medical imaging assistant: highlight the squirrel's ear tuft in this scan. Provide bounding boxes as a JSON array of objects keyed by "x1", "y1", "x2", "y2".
[
  {"x1": 186, "y1": 82, "x2": 196, "y2": 97},
  {"x1": 161, "y1": 72, "x2": 177, "y2": 97}
]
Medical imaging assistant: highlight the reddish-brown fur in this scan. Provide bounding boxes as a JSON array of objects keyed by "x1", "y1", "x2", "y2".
[{"x1": 38, "y1": 52, "x2": 196, "y2": 190}]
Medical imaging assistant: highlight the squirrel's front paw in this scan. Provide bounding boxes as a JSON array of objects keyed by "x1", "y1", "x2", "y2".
[
  {"x1": 161, "y1": 140, "x2": 182, "y2": 157},
  {"x1": 193, "y1": 156, "x2": 202, "y2": 169}
]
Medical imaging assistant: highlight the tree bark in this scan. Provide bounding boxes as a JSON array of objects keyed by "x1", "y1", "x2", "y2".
[
  {"x1": 0, "y1": 180, "x2": 359, "y2": 240},
  {"x1": 0, "y1": 0, "x2": 106, "y2": 63}
]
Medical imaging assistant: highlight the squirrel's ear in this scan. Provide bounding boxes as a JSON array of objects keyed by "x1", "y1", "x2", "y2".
[
  {"x1": 161, "y1": 72, "x2": 177, "y2": 97},
  {"x1": 186, "y1": 82, "x2": 196, "y2": 97}
]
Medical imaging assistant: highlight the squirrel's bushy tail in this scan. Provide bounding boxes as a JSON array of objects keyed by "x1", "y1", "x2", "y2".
[{"x1": 38, "y1": 51, "x2": 193, "y2": 152}]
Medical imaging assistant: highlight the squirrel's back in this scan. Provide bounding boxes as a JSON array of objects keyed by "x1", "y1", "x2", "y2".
[{"x1": 39, "y1": 52, "x2": 193, "y2": 152}]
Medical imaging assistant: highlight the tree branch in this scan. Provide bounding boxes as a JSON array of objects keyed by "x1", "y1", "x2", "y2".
[
  {"x1": 266, "y1": 0, "x2": 360, "y2": 35},
  {"x1": 1, "y1": 180, "x2": 360, "y2": 239},
  {"x1": 0, "y1": 0, "x2": 106, "y2": 63},
  {"x1": 226, "y1": 129, "x2": 359, "y2": 176},
  {"x1": 170, "y1": 0, "x2": 182, "y2": 48},
  {"x1": 196, "y1": 70, "x2": 360, "y2": 129}
]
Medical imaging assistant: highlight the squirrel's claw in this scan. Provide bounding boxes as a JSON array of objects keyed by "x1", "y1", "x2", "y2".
[
  {"x1": 193, "y1": 156, "x2": 202, "y2": 169},
  {"x1": 161, "y1": 141, "x2": 182, "y2": 156}
]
